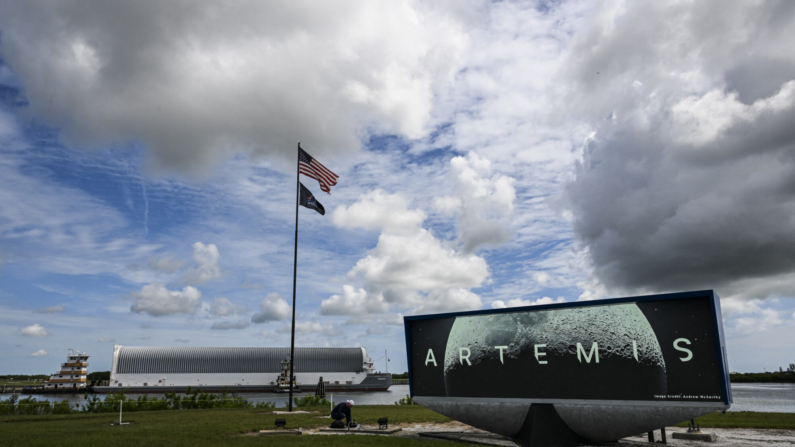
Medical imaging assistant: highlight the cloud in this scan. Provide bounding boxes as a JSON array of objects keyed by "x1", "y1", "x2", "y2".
[
  {"x1": 140, "y1": 324, "x2": 153, "y2": 329},
  {"x1": 0, "y1": 1, "x2": 468, "y2": 172},
  {"x1": 438, "y1": 152, "x2": 516, "y2": 253},
  {"x1": 322, "y1": 229, "x2": 488, "y2": 315},
  {"x1": 533, "y1": 273, "x2": 550, "y2": 287},
  {"x1": 35, "y1": 305, "x2": 65, "y2": 314},
  {"x1": 147, "y1": 255, "x2": 185, "y2": 274},
  {"x1": 277, "y1": 321, "x2": 336, "y2": 336},
  {"x1": 734, "y1": 309, "x2": 784, "y2": 334},
  {"x1": 380, "y1": 313, "x2": 405, "y2": 326},
  {"x1": 491, "y1": 296, "x2": 566, "y2": 309},
  {"x1": 98, "y1": 337, "x2": 116, "y2": 343},
  {"x1": 0, "y1": 146, "x2": 138, "y2": 279},
  {"x1": 332, "y1": 190, "x2": 426, "y2": 235},
  {"x1": 130, "y1": 281, "x2": 202, "y2": 316},
  {"x1": 174, "y1": 338, "x2": 190, "y2": 343},
  {"x1": 561, "y1": 1, "x2": 795, "y2": 301},
  {"x1": 320, "y1": 285, "x2": 388, "y2": 316},
  {"x1": 18, "y1": 324, "x2": 51, "y2": 337},
  {"x1": 30, "y1": 349, "x2": 48, "y2": 357},
  {"x1": 325, "y1": 185, "x2": 491, "y2": 315},
  {"x1": 182, "y1": 242, "x2": 222, "y2": 285},
  {"x1": 343, "y1": 312, "x2": 405, "y2": 326},
  {"x1": 346, "y1": 230, "x2": 488, "y2": 305},
  {"x1": 414, "y1": 289, "x2": 482, "y2": 314},
  {"x1": 251, "y1": 293, "x2": 291, "y2": 323},
  {"x1": 210, "y1": 320, "x2": 249, "y2": 330},
  {"x1": 366, "y1": 324, "x2": 390, "y2": 335},
  {"x1": 208, "y1": 297, "x2": 248, "y2": 317},
  {"x1": 720, "y1": 298, "x2": 787, "y2": 334}
]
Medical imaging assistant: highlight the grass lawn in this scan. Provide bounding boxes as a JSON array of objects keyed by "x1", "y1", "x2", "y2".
[
  {"x1": 675, "y1": 411, "x2": 795, "y2": 430},
  {"x1": 3, "y1": 405, "x2": 794, "y2": 447},
  {"x1": 0, "y1": 405, "x2": 450, "y2": 447}
]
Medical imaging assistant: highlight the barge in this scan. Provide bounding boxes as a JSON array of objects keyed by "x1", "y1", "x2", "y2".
[{"x1": 94, "y1": 345, "x2": 392, "y2": 394}]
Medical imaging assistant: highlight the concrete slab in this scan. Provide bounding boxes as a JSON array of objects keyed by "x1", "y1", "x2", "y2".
[
  {"x1": 418, "y1": 431, "x2": 520, "y2": 447},
  {"x1": 672, "y1": 432, "x2": 717, "y2": 442},
  {"x1": 319, "y1": 427, "x2": 403, "y2": 434},
  {"x1": 259, "y1": 429, "x2": 301, "y2": 436}
]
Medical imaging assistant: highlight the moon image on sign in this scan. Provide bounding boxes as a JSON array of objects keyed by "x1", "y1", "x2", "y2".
[{"x1": 443, "y1": 303, "x2": 667, "y2": 399}]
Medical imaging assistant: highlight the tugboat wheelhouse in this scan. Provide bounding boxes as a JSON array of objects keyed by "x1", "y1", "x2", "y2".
[{"x1": 44, "y1": 349, "x2": 89, "y2": 389}]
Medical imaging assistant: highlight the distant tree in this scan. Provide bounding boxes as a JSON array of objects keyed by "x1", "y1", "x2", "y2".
[
  {"x1": 87, "y1": 371, "x2": 110, "y2": 381},
  {"x1": 788, "y1": 364, "x2": 795, "y2": 373}
]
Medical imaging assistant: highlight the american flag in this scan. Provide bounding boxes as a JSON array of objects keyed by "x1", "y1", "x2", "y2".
[{"x1": 299, "y1": 146, "x2": 338, "y2": 194}]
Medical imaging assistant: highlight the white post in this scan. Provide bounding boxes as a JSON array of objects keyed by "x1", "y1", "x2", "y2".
[
  {"x1": 330, "y1": 394, "x2": 333, "y2": 413},
  {"x1": 385, "y1": 349, "x2": 388, "y2": 374},
  {"x1": 119, "y1": 400, "x2": 122, "y2": 424}
]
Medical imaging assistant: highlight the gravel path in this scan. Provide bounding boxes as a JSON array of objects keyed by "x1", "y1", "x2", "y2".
[{"x1": 621, "y1": 427, "x2": 795, "y2": 446}]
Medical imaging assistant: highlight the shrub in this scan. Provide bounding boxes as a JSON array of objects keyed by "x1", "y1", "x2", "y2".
[
  {"x1": 395, "y1": 394, "x2": 415, "y2": 405},
  {"x1": 293, "y1": 395, "x2": 330, "y2": 408}
]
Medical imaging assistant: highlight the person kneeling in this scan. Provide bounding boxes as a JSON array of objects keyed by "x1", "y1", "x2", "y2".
[{"x1": 330, "y1": 400, "x2": 354, "y2": 428}]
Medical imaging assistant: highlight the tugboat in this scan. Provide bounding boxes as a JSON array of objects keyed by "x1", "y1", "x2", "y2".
[
  {"x1": 43, "y1": 349, "x2": 89, "y2": 391},
  {"x1": 24, "y1": 349, "x2": 92, "y2": 394},
  {"x1": 273, "y1": 358, "x2": 300, "y2": 393}
]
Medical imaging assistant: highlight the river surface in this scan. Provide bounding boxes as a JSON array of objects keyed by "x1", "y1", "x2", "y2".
[
  {"x1": 728, "y1": 383, "x2": 795, "y2": 413},
  {"x1": 15, "y1": 383, "x2": 795, "y2": 413}
]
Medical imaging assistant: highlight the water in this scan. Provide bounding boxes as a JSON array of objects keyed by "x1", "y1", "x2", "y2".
[
  {"x1": 14, "y1": 383, "x2": 795, "y2": 413},
  {"x1": 728, "y1": 383, "x2": 795, "y2": 413}
]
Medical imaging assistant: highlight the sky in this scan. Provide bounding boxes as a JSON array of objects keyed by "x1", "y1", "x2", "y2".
[{"x1": 1, "y1": 0, "x2": 794, "y2": 376}]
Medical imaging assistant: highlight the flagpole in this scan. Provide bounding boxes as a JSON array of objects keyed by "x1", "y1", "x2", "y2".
[{"x1": 288, "y1": 142, "x2": 300, "y2": 412}]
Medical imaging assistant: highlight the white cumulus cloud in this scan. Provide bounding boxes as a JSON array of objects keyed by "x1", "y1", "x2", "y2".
[
  {"x1": 19, "y1": 324, "x2": 51, "y2": 337},
  {"x1": 30, "y1": 349, "x2": 48, "y2": 357},
  {"x1": 332, "y1": 190, "x2": 426, "y2": 235},
  {"x1": 347, "y1": 230, "x2": 489, "y2": 303},
  {"x1": 182, "y1": 242, "x2": 222, "y2": 285},
  {"x1": 414, "y1": 289, "x2": 482, "y2": 314},
  {"x1": 130, "y1": 282, "x2": 202, "y2": 316},
  {"x1": 439, "y1": 152, "x2": 516, "y2": 253},
  {"x1": 251, "y1": 293, "x2": 292, "y2": 323},
  {"x1": 320, "y1": 285, "x2": 388, "y2": 316},
  {"x1": 325, "y1": 186, "x2": 492, "y2": 316}
]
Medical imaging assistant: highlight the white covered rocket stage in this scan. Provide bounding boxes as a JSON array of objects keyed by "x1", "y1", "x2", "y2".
[{"x1": 93, "y1": 345, "x2": 392, "y2": 394}]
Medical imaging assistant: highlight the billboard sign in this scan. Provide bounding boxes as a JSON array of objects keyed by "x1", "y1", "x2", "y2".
[{"x1": 405, "y1": 290, "x2": 731, "y2": 407}]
